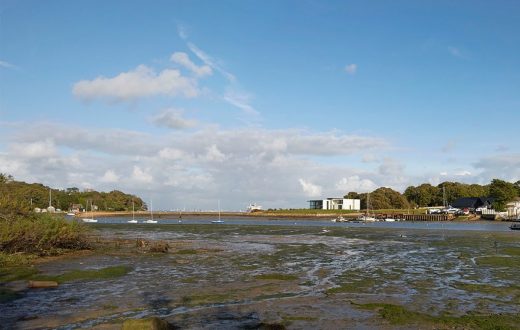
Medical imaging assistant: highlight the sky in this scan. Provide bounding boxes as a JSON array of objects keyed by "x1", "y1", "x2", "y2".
[{"x1": 1, "y1": 0, "x2": 519, "y2": 210}]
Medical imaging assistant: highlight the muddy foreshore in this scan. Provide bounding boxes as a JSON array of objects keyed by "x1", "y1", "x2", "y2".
[{"x1": 2, "y1": 224, "x2": 519, "y2": 329}]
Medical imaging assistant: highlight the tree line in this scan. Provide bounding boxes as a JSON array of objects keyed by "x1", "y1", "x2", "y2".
[
  {"x1": 343, "y1": 179, "x2": 520, "y2": 211},
  {"x1": 0, "y1": 173, "x2": 145, "y2": 215}
]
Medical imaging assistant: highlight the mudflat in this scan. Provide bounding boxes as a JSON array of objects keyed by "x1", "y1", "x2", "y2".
[{"x1": 2, "y1": 224, "x2": 519, "y2": 329}]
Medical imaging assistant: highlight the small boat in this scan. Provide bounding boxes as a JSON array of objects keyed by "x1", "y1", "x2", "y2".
[
  {"x1": 66, "y1": 212, "x2": 76, "y2": 216},
  {"x1": 357, "y1": 215, "x2": 377, "y2": 222},
  {"x1": 247, "y1": 203, "x2": 263, "y2": 212},
  {"x1": 332, "y1": 216, "x2": 346, "y2": 223},
  {"x1": 212, "y1": 200, "x2": 224, "y2": 224},
  {"x1": 82, "y1": 199, "x2": 98, "y2": 223},
  {"x1": 384, "y1": 218, "x2": 396, "y2": 222},
  {"x1": 510, "y1": 223, "x2": 520, "y2": 230},
  {"x1": 128, "y1": 201, "x2": 138, "y2": 224},
  {"x1": 144, "y1": 199, "x2": 157, "y2": 224}
]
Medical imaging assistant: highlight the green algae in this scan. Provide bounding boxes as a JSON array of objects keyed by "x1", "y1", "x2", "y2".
[
  {"x1": 33, "y1": 265, "x2": 132, "y2": 283},
  {"x1": 355, "y1": 302, "x2": 520, "y2": 329},
  {"x1": 255, "y1": 273, "x2": 298, "y2": 281}
]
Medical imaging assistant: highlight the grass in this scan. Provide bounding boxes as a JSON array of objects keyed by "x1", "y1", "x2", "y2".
[
  {"x1": 180, "y1": 293, "x2": 233, "y2": 306},
  {"x1": 0, "y1": 213, "x2": 90, "y2": 256},
  {"x1": 33, "y1": 265, "x2": 132, "y2": 283},
  {"x1": 326, "y1": 278, "x2": 376, "y2": 294},
  {"x1": 476, "y1": 256, "x2": 520, "y2": 267},
  {"x1": 254, "y1": 273, "x2": 298, "y2": 281},
  {"x1": 355, "y1": 302, "x2": 520, "y2": 329},
  {"x1": 0, "y1": 266, "x2": 38, "y2": 282}
]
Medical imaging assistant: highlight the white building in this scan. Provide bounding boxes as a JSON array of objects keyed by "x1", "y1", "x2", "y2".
[{"x1": 309, "y1": 198, "x2": 361, "y2": 211}]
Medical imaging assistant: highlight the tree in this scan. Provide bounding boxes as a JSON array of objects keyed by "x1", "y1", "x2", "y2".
[
  {"x1": 344, "y1": 192, "x2": 360, "y2": 199},
  {"x1": 488, "y1": 179, "x2": 518, "y2": 211},
  {"x1": 366, "y1": 187, "x2": 410, "y2": 210}
]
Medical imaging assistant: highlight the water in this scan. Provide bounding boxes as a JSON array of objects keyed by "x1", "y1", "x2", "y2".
[{"x1": 84, "y1": 216, "x2": 514, "y2": 232}]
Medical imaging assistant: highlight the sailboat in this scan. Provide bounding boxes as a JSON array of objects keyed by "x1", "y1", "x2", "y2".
[
  {"x1": 357, "y1": 192, "x2": 376, "y2": 222},
  {"x1": 211, "y1": 200, "x2": 224, "y2": 224},
  {"x1": 144, "y1": 199, "x2": 157, "y2": 224},
  {"x1": 128, "y1": 201, "x2": 138, "y2": 223},
  {"x1": 82, "y1": 199, "x2": 98, "y2": 223}
]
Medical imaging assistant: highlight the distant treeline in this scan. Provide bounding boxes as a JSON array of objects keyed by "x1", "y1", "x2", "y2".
[
  {"x1": 346, "y1": 179, "x2": 520, "y2": 212},
  {"x1": 0, "y1": 173, "x2": 145, "y2": 215}
]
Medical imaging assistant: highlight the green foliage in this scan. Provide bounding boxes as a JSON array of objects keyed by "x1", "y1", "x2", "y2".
[
  {"x1": 344, "y1": 191, "x2": 360, "y2": 199},
  {"x1": 0, "y1": 213, "x2": 90, "y2": 255},
  {"x1": 489, "y1": 179, "x2": 518, "y2": 211},
  {"x1": 0, "y1": 173, "x2": 144, "y2": 212},
  {"x1": 359, "y1": 187, "x2": 410, "y2": 210}
]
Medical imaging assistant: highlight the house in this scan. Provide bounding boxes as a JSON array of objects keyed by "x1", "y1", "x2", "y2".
[
  {"x1": 69, "y1": 204, "x2": 84, "y2": 213},
  {"x1": 506, "y1": 198, "x2": 520, "y2": 218},
  {"x1": 309, "y1": 198, "x2": 360, "y2": 211},
  {"x1": 451, "y1": 197, "x2": 494, "y2": 210}
]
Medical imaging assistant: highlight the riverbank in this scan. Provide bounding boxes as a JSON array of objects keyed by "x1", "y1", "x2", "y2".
[{"x1": 74, "y1": 210, "x2": 365, "y2": 218}]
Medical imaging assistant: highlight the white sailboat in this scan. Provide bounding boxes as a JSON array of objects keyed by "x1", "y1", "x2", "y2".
[
  {"x1": 357, "y1": 192, "x2": 376, "y2": 222},
  {"x1": 128, "y1": 201, "x2": 138, "y2": 223},
  {"x1": 82, "y1": 199, "x2": 98, "y2": 223},
  {"x1": 144, "y1": 199, "x2": 157, "y2": 224},
  {"x1": 211, "y1": 200, "x2": 224, "y2": 224}
]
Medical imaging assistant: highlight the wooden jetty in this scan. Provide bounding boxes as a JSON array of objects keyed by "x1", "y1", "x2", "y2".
[{"x1": 376, "y1": 214, "x2": 454, "y2": 221}]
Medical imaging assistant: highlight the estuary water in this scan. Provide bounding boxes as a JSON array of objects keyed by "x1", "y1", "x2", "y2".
[{"x1": 82, "y1": 216, "x2": 514, "y2": 232}]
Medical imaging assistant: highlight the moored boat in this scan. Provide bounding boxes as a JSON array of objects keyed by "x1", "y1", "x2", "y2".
[{"x1": 510, "y1": 223, "x2": 520, "y2": 230}]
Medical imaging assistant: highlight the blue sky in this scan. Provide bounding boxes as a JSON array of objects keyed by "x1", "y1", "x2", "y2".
[{"x1": 1, "y1": 0, "x2": 519, "y2": 210}]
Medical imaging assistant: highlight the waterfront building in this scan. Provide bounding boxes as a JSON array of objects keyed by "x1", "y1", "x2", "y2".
[{"x1": 308, "y1": 198, "x2": 360, "y2": 211}]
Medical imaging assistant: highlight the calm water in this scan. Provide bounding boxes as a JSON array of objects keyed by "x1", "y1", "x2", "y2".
[{"x1": 78, "y1": 215, "x2": 515, "y2": 232}]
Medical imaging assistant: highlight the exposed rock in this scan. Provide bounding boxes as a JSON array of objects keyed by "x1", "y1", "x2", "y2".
[{"x1": 27, "y1": 280, "x2": 58, "y2": 288}]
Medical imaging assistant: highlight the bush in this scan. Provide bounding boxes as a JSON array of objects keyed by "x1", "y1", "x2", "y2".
[{"x1": 0, "y1": 213, "x2": 90, "y2": 255}]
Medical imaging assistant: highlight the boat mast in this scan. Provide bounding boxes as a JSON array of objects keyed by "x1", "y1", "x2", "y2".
[
  {"x1": 150, "y1": 199, "x2": 153, "y2": 221},
  {"x1": 218, "y1": 200, "x2": 221, "y2": 221}
]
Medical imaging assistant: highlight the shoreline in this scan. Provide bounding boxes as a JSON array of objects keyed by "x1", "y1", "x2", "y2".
[{"x1": 73, "y1": 210, "x2": 364, "y2": 219}]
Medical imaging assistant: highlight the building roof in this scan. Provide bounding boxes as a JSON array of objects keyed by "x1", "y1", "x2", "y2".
[{"x1": 451, "y1": 197, "x2": 494, "y2": 209}]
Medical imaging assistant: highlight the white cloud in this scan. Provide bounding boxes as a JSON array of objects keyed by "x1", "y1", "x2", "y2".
[
  {"x1": 187, "y1": 42, "x2": 236, "y2": 83},
  {"x1": 131, "y1": 166, "x2": 153, "y2": 184},
  {"x1": 448, "y1": 46, "x2": 469, "y2": 59},
  {"x1": 100, "y1": 170, "x2": 120, "y2": 183},
  {"x1": 158, "y1": 147, "x2": 185, "y2": 160},
  {"x1": 73, "y1": 65, "x2": 199, "y2": 102},
  {"x1": 0, "y1": 60, "x2": 17, "y2": 70},
  {"x1": 10, "y1": 139, "x2": 57, "y2": 158},
  {"x1": 223, "y1": 91, "x2": 258, "y2": 115},
  {"x1": 204, "y1": 145, "x2": 226, "y2": 162},
  {"x1": 177, "y1": 24, "x2": 188, "y2": 40},
  {"x1": 151, "y1": 108, "x2": 197, "y2": 129},
  {"x1": 299, "y1": 179, "x2": 322, "y2": 197},
  {"x1": 2, "y1": 121, "x2": 394, "y2": 210},
  {"x1": 335, "y1": 176, "x2": 377, "y2": 193},
  {"x1": 345, "y1": 63, "x2": 357, "y2": 75},
  {"x1": 170, "y1": 52, "x2": 212, "y2": 77}
]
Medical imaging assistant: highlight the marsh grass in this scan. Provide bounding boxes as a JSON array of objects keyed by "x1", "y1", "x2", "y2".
[
  {"x1": 33, "y1": 265, "x2": 131, "y2": 283},
  {"x1": 476, "y1": 256, "x2": 520, "y2": 267},
  {"x1": 0, "y1": 214, "x2": 90, "y2": 255},
  {"x1": 355, "y1": 302, "x2": 520, "y2": 329},
  {"x1": 255, "y1": 273, "x2": 298, "y2": 281}
]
